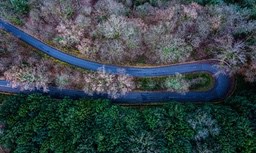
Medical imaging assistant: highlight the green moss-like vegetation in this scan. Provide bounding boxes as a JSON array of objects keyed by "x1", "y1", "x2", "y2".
[
  {"x1": 135, "y1": 72, "x2": 214, "y2": 91},
  {"x1": 185, "y1": 72, "x2": 214, "y2": 91}
]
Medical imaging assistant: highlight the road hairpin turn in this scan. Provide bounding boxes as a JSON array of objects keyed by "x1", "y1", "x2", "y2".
[{"x1": 0, "y1": 19, "x2": 234, "y2": 104}]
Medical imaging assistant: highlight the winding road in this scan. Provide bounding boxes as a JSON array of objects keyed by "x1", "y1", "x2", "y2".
[{"x1": 0, "y1": 19, "x2": 234, "y2": 104}]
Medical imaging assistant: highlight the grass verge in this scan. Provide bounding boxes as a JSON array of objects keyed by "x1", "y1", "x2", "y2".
[{"x1": 134, "y1": 72, "x2": 214, "y2": 91}]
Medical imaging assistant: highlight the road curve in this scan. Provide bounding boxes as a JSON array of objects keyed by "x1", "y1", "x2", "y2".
[{"x1": 0, "y1": 19, "x2": 234, "y2": 103}]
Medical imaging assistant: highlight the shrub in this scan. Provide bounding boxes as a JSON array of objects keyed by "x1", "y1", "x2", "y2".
[
  {"x1": 25, "y1": 8, "x2": 56, "y2": 40},
  {"x1": 0, "y1": 58, "x2": 11, "y2": 73},
  {"x1": 157, "y1": 36, "x2": 193, "y2": 64},
  {"x1": 55, "y1": 73, "x2": 71, "y2": 90},
  {"x1": 37, "y1": 0, "x2": 62, "y2": 24},
  {"x1": 144, "y1": 23, "x2": 167, "y2": 48},
  {"x1": 182, "y1": 2, "x2": 201, "y2": 19},
  {"x1": 10, "y1": 0, "x2": 29, "y2": 14},
  {"x1": 137, "y1": 78, "x2": 158, "y2": 90},
  {"x1": 218, "y1": 42, "x2": 246, "y2": 65},
  {"x1": 96, "y1": 13, "x2": 145, "y2": 40},
  {"x1": 29, "y1": 0, "x2": 81, "y2": 28},
  {"x1": 128, "y1": 130, "x2": 164, "y2": 152},
  {"x1": 224, "y1": 0, "x2": 256, "y2": 8},
  {"x1": 0, "y1": 1, "x2": 23, "y2": 25},
  {"x1": 4, "y1": 62, "x2": 51, "y2": 92},
  {"x1": 144, "y1": 5, "x2": 201, "y2": 63},
  {"x1": 40, "y1": 0, "x2": 77, "y2": 20},
  {"x1": 187, "y1": 0, "x2": 223, "y2": 5},
  {"x1": 95, "y1": 15, "x2": 144, "y2": 63},
  {"x1": 242, "y1": 60, "x2": 256, "y2": 82},
  {"x1": 74, "y1": 14, "x2": 91, "y2": 27},
  {"x1": 83, "y1": 67, "x2": 135, "y2": 99},
  {"x1": 187, "y1": 108, "x2": 221, "y2": 152},
  {"x1": 94, "y1": 0, "x2": 128, "y2": 16},
  {"x1": 206, "y1": 5, "x2": 256, "y2": 75},
  {"x1": 207, "y1": 5, "x2": 252, "y2": 35},
  {"x1": 96, "y1": 15, "x2": 127, "y2": 39},
  {"x1": 116, "y1": 0, "x2": 133, "y2": 7},
  {"x1": 133, "y1": 0, "x2": 170, "y2": 7},
  {"x1": 189, "y1": 16, "x2": 211, "y2": 47},
  {"x1": 186, "y1": 0, "x2": 256, "y2": 8},
  {"x1": 55, "y1": 21, "x2": 84, "y2": 47},
  {"x1": 76, "y1": 38, "x2": 97, "y2": 58},
  {"x1": 212, "y1": 36, "x2": 248, "y2": 74},
  {"x1": 187, "y1": 108, "x2": 220, "y2": 141},
  {"x1": 163, "y1": 73, "x2": 190, "y2": 94},
  {"x1": 135, "y1": 2, "x2": 156, "y2": 17},
  {"x1": 98, "y1": 40, "x2": 126, "y2": 64},
  {"x1": 0, "y1": 32, "x2": 18, "y2": 53},
  {"x1": 120, "y1": 19, "x2": 144, "y2": 50}
]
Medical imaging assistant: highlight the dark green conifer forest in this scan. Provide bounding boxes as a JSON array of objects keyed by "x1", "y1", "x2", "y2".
[{"x1": 0, "y1": 78, "x2": 256, "y2": 153}]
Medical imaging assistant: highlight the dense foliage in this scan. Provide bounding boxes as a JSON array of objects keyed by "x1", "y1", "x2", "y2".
[
  {"x1": 0, "y1": 90, "x2": 256, "y2": 153},
  {"x1": 187, "y1": 0, "x2": 256, "y2": 8},
  {"x1": 10, "y1": 0, "x2": 29, "y2": 14}
]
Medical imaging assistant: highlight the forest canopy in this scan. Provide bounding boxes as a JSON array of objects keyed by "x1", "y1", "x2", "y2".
[{"x1": 0, "y1": 90, "x2": 256, "y2": 153}]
